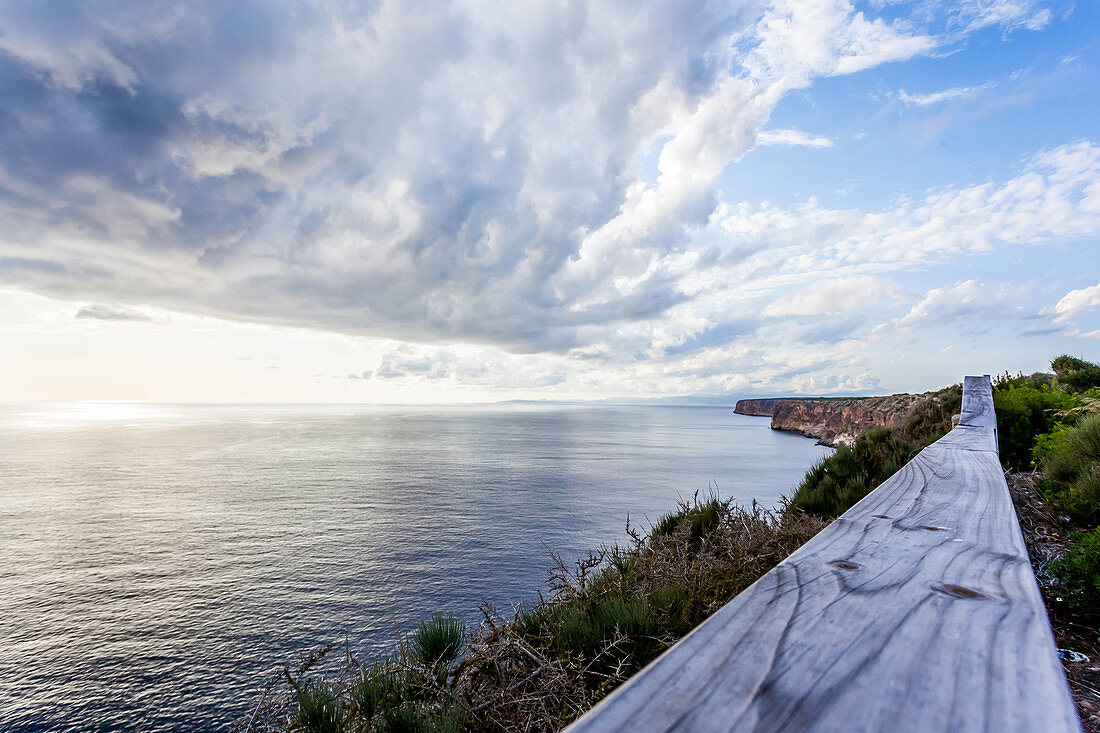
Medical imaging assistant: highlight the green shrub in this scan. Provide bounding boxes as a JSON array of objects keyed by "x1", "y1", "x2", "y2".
[
  {"x1": 1051, "y1": 526, "x2": 1100, "y2": 624},
  {"x1": 651, "y1": 510, "x2": 684, "y2": 537},
  {"x1": 513, "y1": 603, "x2": 548, "y2": 641},
  {"x1": 550, "y1": 594, "x2": 661, "y2": 682},
  {"x1": 553, "y1": 605, "x2": 601, "y2": 658},
  {"x1": 384, "y1": 701, "x2": 465, "y2": 733},
  {"x1": 1052, "y1": 354, "x2": 1100, "y2": 393},
  {"x1": 409, "y1": 615, "x2": 465, "y2": 674},
  {"x1": 787, "y1": 429, "x2": 918, "y2": 518},
  {"x1": 595, "y1": 598, "x2": 655, "y2": 640},
  {"x1": 350, "y1": 661, "x2": 408, "y2": 722},
  {"x1": 687, "y1": 498, "x2": 722, "y2": 546},
  {"x1": 993, "y1": 383, "x2": 1076, "y2": 471},
  {"x1": 648, "y1": 584, "x2": 687, "y2": 621},
  {"x1": 1040, "y1": 413, "x2": 1100, "y2": 525},
  {"x1": 896, "y1": 384, "x2": 962, "y2": 443},
  {"x1": 1032, "y1": 424, "x2": 1070, "y2": 466},
  {"x1": 293, "y1": 678, "x2": 342, "y2": 733}
]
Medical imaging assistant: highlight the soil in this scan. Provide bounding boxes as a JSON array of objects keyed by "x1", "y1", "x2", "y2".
[{"x1": 1007, "y1": 471, "x2": 1100, "y2": 732}]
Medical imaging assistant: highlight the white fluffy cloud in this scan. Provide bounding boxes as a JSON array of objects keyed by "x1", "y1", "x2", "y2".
[{"x1": 1054, "y1": 283, "x2": 1100, "y2": 321}]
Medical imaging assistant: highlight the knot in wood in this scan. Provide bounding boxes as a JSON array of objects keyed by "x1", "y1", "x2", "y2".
[
  {"x1": 931, "y1": 583, "x2": 988, "y2": 601},
  {"x1": 827, "y1": 560, "x2": 861, "y2": 570}
]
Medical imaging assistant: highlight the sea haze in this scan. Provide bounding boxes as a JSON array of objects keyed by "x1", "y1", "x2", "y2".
[{"x1": 0, "y1": 403, "x2": 831, "y2": 731}]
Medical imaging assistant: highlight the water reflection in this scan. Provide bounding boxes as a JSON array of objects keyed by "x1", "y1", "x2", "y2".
[{"x1": 0, "y1": 404, "x2": 830, "y2": 731}]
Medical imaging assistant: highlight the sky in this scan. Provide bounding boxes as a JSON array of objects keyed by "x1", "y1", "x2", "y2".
[{"x1": 0, "y1": 0, "x2": 1098, "y2": 403}]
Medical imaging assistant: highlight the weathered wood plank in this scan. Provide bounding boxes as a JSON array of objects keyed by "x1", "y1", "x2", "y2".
[{"x1": 566, "y1": 375, "x2": 1080, "y2": 732}]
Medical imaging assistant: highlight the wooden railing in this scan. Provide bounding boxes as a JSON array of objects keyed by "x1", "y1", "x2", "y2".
[{"x1": 566, "y1": 376, "x2": 1081, "y2": 732}]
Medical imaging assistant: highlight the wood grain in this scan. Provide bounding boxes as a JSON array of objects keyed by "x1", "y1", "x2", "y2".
[{"x1": 566, "y1": 376, "x2": 1080, "y2": 732}]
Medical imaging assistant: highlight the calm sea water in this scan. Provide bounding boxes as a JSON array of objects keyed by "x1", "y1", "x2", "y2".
[{"x1": 0, "y1": 402, "x2": 831, "y2": 731}]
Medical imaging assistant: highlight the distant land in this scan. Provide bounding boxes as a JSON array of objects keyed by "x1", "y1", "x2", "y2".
[{"x1": 734, "y1": 394, "x2": 921, "y2": 446}]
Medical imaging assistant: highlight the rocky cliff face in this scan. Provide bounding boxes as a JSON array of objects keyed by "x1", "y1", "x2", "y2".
[
  {"x1": 735, "y1": 394, "x2": 921, "y2": 446},
  {"x1": 731, "y1": 398, "x2": 778, "y2": 417}
]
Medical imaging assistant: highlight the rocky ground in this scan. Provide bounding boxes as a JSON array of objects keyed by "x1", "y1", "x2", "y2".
[{"x1": 1008, "y1": 471, "x2": 1100, "y2": 731}]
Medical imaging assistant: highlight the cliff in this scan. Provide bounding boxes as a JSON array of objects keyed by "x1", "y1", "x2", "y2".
[
  {"x1": 730, "y1": 398, "x2": 778, "y2": 417},
  {"x1": 734, "y1": 394, "x2": 922, "y2": 446}
]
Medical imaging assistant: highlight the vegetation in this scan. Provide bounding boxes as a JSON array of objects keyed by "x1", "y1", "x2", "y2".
[
  {"x1": 409, "y1": 615, "x2": 465, "y2": 679},
  {"x1": 992, "y1": 374, "x2": 1076, "y2": 471},
  {"x1": 1053, "y1": 354, "x2": 1100, "y2": 393},
  {"x1": 785, "y1": 384, "x2": 962, "y2": 518},
  {"x1": 240, "y1": 495, "x2": 825, "y2": 732},
  {"x1": 1050, "y1": 526, "x2": 1100, "y2": 626},
  {"x1": 979, "y1": 356, "x2": 1100, "y2": 675},
  {"x1": 292, "y1": 679, "x2": 342, "y2": 733},
  {"x1": 1039, "y1": 413, "x2": 1100, "y2": 525}
]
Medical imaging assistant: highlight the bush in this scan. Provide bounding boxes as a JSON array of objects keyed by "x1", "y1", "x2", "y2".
[
  {"x1": 1051, "y1": 526, "x2": 1100, "y2": 624},
  {"x1": 650, "y1": 510, "x2": 683, "y2": 537},
  {"x1": 993, "y1": 383, "x2": 1076, "y2": 471},
  {"x1": 293, "y1": 678, "x2": 342, "y2": 733},
  {"x1": 1052, "y1": 354, "x2": 1100, "y2": 393},
  {"x1": 1039, "y1": 413, "x2": 1100, "y2": 526},
  {"x1": 384, "y1": 701, "x2": 465, "y2": 733},
  {"x1": 349, "y1": 661, "x2": 408, "y2": 723}
]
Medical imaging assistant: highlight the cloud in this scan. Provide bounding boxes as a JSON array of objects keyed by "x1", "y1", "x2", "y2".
[
  {"x1": 879, "y1": 279, "x2": 1044, "y2": 336},
  {"x1": 74, "y1": 303, "x2": 152, "y2": 321},
  {"x1": 1053, "y1": 283, "x2": 1100, "y2": 321},
  {"x1": 0, "y1": 0, "x2": 945, "y2": 358},
  {"x1": 715, "y1": 140, "x2": 1100, "y2": 268},
  {"x1": 757, "y1": 128, "x2": 835, "y2": 147},
  {"x1": 0, "y1": 0, "x2": 1084, "y2": 398},
  {"x1": 951, "y1": 0, "x2": 1053, "y2": 33},
  {"x1": 898, "y1": 83, "x2": 992, "y2": 106},
  {"x1": 372, "y1": 345, "x2": 567, "y2": 388},
  {"x1": 762, "y1": 276, "x2": 898, "y2": 316}
]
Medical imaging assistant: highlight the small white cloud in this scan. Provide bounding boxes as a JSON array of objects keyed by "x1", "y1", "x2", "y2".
[
  {"x1": 898, "y1": 83, "x2": 991, "y2": 106},
  {"x1": 1054, "y1": 283, "x2": 1100, "y2": 322},
  {"x1": 757, "y1": 129, "x2": 835, "y2": 148}
]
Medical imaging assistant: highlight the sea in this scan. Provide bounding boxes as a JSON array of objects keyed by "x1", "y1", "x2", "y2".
[{"x1": 0, "y1": 402, "x2": 831, "y2": 731}]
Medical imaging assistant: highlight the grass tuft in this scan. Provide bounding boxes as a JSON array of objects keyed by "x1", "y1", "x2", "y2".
[
  {"x1": 409, "y1": 615, "x2": 465, "y2": 674},
  {"x1": 293, "y1": 678, "x2": 342, "y2": 733}
]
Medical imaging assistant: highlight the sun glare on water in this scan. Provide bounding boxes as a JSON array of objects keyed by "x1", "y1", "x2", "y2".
[{"x1": 18, "y1": 401, "x2": 176, "y2": 428}]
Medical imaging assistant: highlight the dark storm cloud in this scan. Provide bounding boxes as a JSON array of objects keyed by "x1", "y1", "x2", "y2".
[{"x1": 0, "y1": 0, "x2": 766, "y2": 356}]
